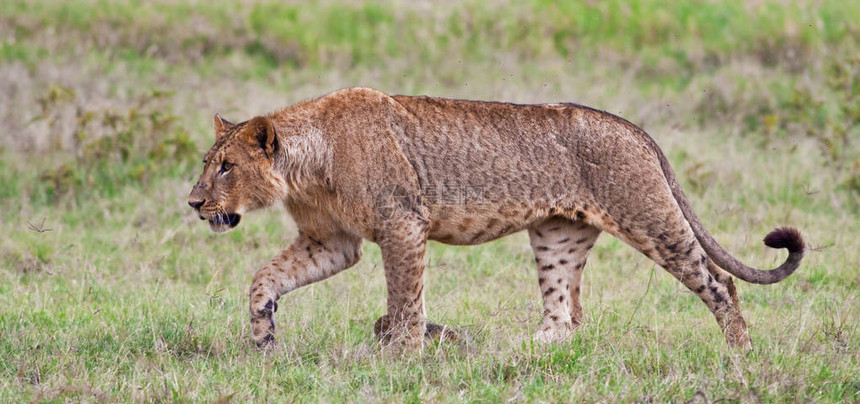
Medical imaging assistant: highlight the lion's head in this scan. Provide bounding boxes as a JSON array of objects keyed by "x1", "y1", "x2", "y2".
[{"x1": 188, "y1": 114, "x2": 286, "y2": 233}]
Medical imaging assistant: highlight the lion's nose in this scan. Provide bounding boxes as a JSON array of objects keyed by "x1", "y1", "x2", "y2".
[{"x1": 188, "y1": 198, "x2": 205, "y2": 210}]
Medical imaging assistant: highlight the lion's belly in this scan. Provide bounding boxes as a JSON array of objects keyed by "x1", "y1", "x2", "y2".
[{"x1": 425, "y1": 202, "x2": 539, "y2": 245}]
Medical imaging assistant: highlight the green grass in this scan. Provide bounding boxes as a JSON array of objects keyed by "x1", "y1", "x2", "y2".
[
  {"x1": 3, "y1": 0, "x2": 858, "y2": 84},
  {"x1": 1, "y1": 0, "x2": 859, "y2": 402}
]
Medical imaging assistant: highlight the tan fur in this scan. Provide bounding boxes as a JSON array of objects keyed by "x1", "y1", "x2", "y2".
[{"x1": 189, "y1": 87, "x2": 805, "y2": 351}]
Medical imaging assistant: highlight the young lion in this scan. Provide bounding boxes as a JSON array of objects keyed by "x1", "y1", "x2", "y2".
[{"x1": 188, "y1": 88, "x2": 804, "y2": 350}]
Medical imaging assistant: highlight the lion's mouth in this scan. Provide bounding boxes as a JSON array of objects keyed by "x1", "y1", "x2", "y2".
[{"x1": 209, "y1": 213, "x2": 241, "y2": 230}]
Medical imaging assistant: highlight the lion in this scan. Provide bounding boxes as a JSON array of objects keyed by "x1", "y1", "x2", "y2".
[{"x1": 188, "y1": 87, "x2": 804, "y2": 350}]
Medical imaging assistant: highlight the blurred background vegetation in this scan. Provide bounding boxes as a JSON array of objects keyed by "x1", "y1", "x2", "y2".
[{"x1": 0, "y1": 0, "x2": 858, "y2": 402}]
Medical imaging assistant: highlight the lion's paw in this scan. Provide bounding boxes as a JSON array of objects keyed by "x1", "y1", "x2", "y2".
[
  {"x1": 533, "y1": 325, "x2": 574, "y2": 344},
  {"x1": 250, "y1": 299, "x2": 277, "y2": 349}
]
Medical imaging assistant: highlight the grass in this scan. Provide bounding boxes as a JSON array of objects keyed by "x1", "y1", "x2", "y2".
[{"x1": 1, "y1": 0, "x2": 859, "y2": 402}]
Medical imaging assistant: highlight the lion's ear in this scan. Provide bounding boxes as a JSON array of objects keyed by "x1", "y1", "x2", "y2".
[
  {"x1": 213, "y1": 113, "x2": 235, "y2": 139},
  {"x1": 245, "y1": 116, "x2": 278, "y2": 160}
]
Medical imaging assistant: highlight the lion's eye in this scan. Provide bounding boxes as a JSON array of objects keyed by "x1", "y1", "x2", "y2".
[{"x1": 219, "y1": 162, "x2": 234, "y2": 174}]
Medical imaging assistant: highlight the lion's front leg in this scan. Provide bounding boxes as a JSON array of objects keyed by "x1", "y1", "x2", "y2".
[
  {"x1": 249, "y1": 231, "x2": 362, "y2": 347},
  {"x1": 375, "y1": 217, "x2": 429, "y2": 352}
]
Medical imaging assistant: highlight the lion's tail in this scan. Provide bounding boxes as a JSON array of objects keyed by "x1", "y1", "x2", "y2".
[{"x1": 652, "y1": 137, "x2": 805, "y2": 284}]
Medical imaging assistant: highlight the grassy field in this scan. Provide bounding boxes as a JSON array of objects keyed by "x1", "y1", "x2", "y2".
[{"x1": 1, "y1": 0, "x2": 859, "y2": 402}]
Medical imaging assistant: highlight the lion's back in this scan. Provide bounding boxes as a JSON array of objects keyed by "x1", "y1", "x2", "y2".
[{"x1": 388, "y1": 95, "x2": 658, "y2": 206}]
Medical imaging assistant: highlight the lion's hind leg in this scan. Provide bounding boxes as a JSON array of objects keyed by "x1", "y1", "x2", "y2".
[
  {"x1": 707, "y1": 259, "x2": 741, "y2": 308},
  {"x1": 617, "y1": 209, "x2": 752, "y2": 350},
  {"x1": 656, "y1": 238, "x2": 751, "y2": 349},
  {"x1": 528, "y1": 217, "x2": 601, "y2": 343}
]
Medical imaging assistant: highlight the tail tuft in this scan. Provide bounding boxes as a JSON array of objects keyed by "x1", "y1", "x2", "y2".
[{"x1": 763, "y1": 227, "x2": 804, "y2": 253}]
